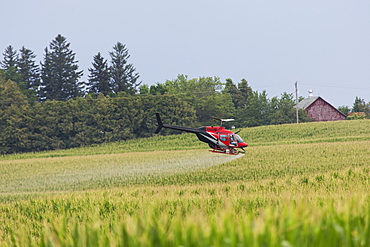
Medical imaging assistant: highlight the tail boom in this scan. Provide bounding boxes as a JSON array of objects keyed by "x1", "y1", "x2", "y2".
[{"x1": 154, "y1": 113, "x2": 203, "y2": 134}]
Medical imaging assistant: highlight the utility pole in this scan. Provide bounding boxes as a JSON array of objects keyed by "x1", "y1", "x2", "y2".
[{"x1": 295, "y1": 81, "x2": 299, "y2": 123}]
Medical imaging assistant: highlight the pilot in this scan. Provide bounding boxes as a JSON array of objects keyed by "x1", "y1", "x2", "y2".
[{"x1": 230, "y1": 135, "x2": 237, "y2": 146}]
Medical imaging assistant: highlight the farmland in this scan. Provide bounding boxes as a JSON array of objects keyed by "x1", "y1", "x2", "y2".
[{"x1": 1, "y1": 120, "x2": 370, "y2": 246}]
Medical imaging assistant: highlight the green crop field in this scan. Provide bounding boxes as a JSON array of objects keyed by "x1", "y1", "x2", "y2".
[{"x1": 1, "y1": 120, "x2": 370, "y2": 246}]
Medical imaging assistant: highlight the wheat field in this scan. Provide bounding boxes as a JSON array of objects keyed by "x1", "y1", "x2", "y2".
[{"x1": 1, "y1": 120, "x2": 370, "y2": 246}]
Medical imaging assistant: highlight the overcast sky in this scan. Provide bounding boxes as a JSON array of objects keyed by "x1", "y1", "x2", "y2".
[{"x1": 2, "y1": 0, "x2": 370, "y2": 107}]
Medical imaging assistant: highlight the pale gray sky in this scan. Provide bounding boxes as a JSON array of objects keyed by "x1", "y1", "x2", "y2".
[{"x1": 2, "y1": 0, "x2": 370, "y2": 107}]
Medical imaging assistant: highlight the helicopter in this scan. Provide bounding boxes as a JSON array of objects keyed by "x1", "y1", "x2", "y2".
[{"x1": 155, "y1": 113, "x2": 248, "y2": 155}]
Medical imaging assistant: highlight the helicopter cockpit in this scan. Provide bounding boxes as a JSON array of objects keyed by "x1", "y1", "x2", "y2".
[{"x1": 235, "y1": 134, "x2": 245, "y2": 144}]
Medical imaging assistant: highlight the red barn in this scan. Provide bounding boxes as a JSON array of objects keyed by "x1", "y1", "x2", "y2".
[{"x1": 296, "y1": 96, "x2": 346, "y2": 122}]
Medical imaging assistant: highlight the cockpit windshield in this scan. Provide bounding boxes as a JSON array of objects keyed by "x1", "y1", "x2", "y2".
[{"x1": 235, "y1": 134, "x2": 244, "y2": 143}]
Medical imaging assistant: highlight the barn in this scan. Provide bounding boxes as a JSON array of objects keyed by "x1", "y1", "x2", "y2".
[{"x1": 296, "y1": 94, "x2": 346, "y2": 122}]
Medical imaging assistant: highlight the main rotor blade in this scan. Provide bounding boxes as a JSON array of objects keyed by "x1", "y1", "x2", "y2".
[{"x1": 211, "y1": 117, "x2": 235, "y2": 122}]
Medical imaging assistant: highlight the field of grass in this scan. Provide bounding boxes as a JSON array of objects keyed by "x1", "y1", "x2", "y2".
[{"x1": 1, "y1": 119, "x2": 370, "y2": 246}]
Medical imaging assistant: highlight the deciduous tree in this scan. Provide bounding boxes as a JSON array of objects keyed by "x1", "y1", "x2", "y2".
[{"x1": 165, "y1": 75, "x2": 233, "y2": 124}]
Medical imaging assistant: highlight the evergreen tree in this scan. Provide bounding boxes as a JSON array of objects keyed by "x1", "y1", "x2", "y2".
[
  {"x1": 236, "y1": 90, "x2": 271, "y2": 127},
  {"x1": 224, "y1": 78, "x2": 240, "y2": 108},
  {"x1": 87, "y1": 52, "x2": 111, "y2": 96},
  {"x1": 352, "y1": 96, "x2": 366, "y2": 112},
  {"x1": 0, "y1": 78, "x2": 28, "y2": 110},
  {"x1": 224, "y1": 78, "x2": 252, "y2": 109},
  {"x1": 352, "y1": 96, "x2": 370, "y2": 117},
  {"x1": 0, "y1": 45, "x2": 18, "y2": 69},
  {"x1": 18, "y1": 47, "x2": 40, "y2": 90},
  {"x1": 39, "y1": 34, "x2": 84, "y2": 101},
  {"x1": 0, "y1": 45, "x2": 21, "y2": 83},
  {"x1": 17, "y1": 46, "x2": 40, "y2": 100},
  {"x1": 109, "y1": 42, "x2": 140, "y2": 95},
  {"x1": 237, "y1": 79, "x2": 253, "y2": 106}
]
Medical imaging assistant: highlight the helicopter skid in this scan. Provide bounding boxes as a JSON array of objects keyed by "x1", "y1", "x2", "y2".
[{"x1": 209, "y1": 149, "x2": 240, "y2": 155}]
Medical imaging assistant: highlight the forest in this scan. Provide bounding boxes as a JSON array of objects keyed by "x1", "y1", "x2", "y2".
[{"x1": 0, "y1": 34, "x2": 366, "y2": 154}]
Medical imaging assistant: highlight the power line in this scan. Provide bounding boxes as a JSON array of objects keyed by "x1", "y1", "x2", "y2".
[
  {"x1": 299, "y1": 82, "x2": 370, "y2": 91},
  {"x1": 248, "y1": 80, "x2": 370, "y2": 91}
]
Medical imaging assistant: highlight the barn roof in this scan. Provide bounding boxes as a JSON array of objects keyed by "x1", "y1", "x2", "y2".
[{"x1": 296, "y1": 96, "x2": 320, "y2": 109}]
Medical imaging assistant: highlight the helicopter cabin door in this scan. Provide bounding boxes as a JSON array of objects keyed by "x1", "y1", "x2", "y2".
[
  {"x1": 219, "y1": 134, "x2": 237, "y2": 147},
  {"x1": 229, "y1": 134, "x2": 237, "y2": 147}
]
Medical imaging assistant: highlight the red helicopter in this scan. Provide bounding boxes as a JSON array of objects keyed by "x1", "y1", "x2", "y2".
[{"x1": 155, "y1": 113, "x2": 248, "y2": 155}]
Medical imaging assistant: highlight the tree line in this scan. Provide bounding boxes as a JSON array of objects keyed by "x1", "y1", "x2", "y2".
[
  {"x1": 138, "y1": 75, "x2": 312, "y2": 127},
  {"x1": 0, "y1": 34, "x2": 140, "y2": 102},
  {"x1": 0, "y1": 79, "x2": 196, "y2": 154},
  {"x1": 340, "y1": 97, "x2": 370, "y2": 119},
  {"x1": 1, "y1": 71, "x2": 313, "y2": 154},
  {"x1": 1, "y1": 34, "x2": 363, "y2": 154}
]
